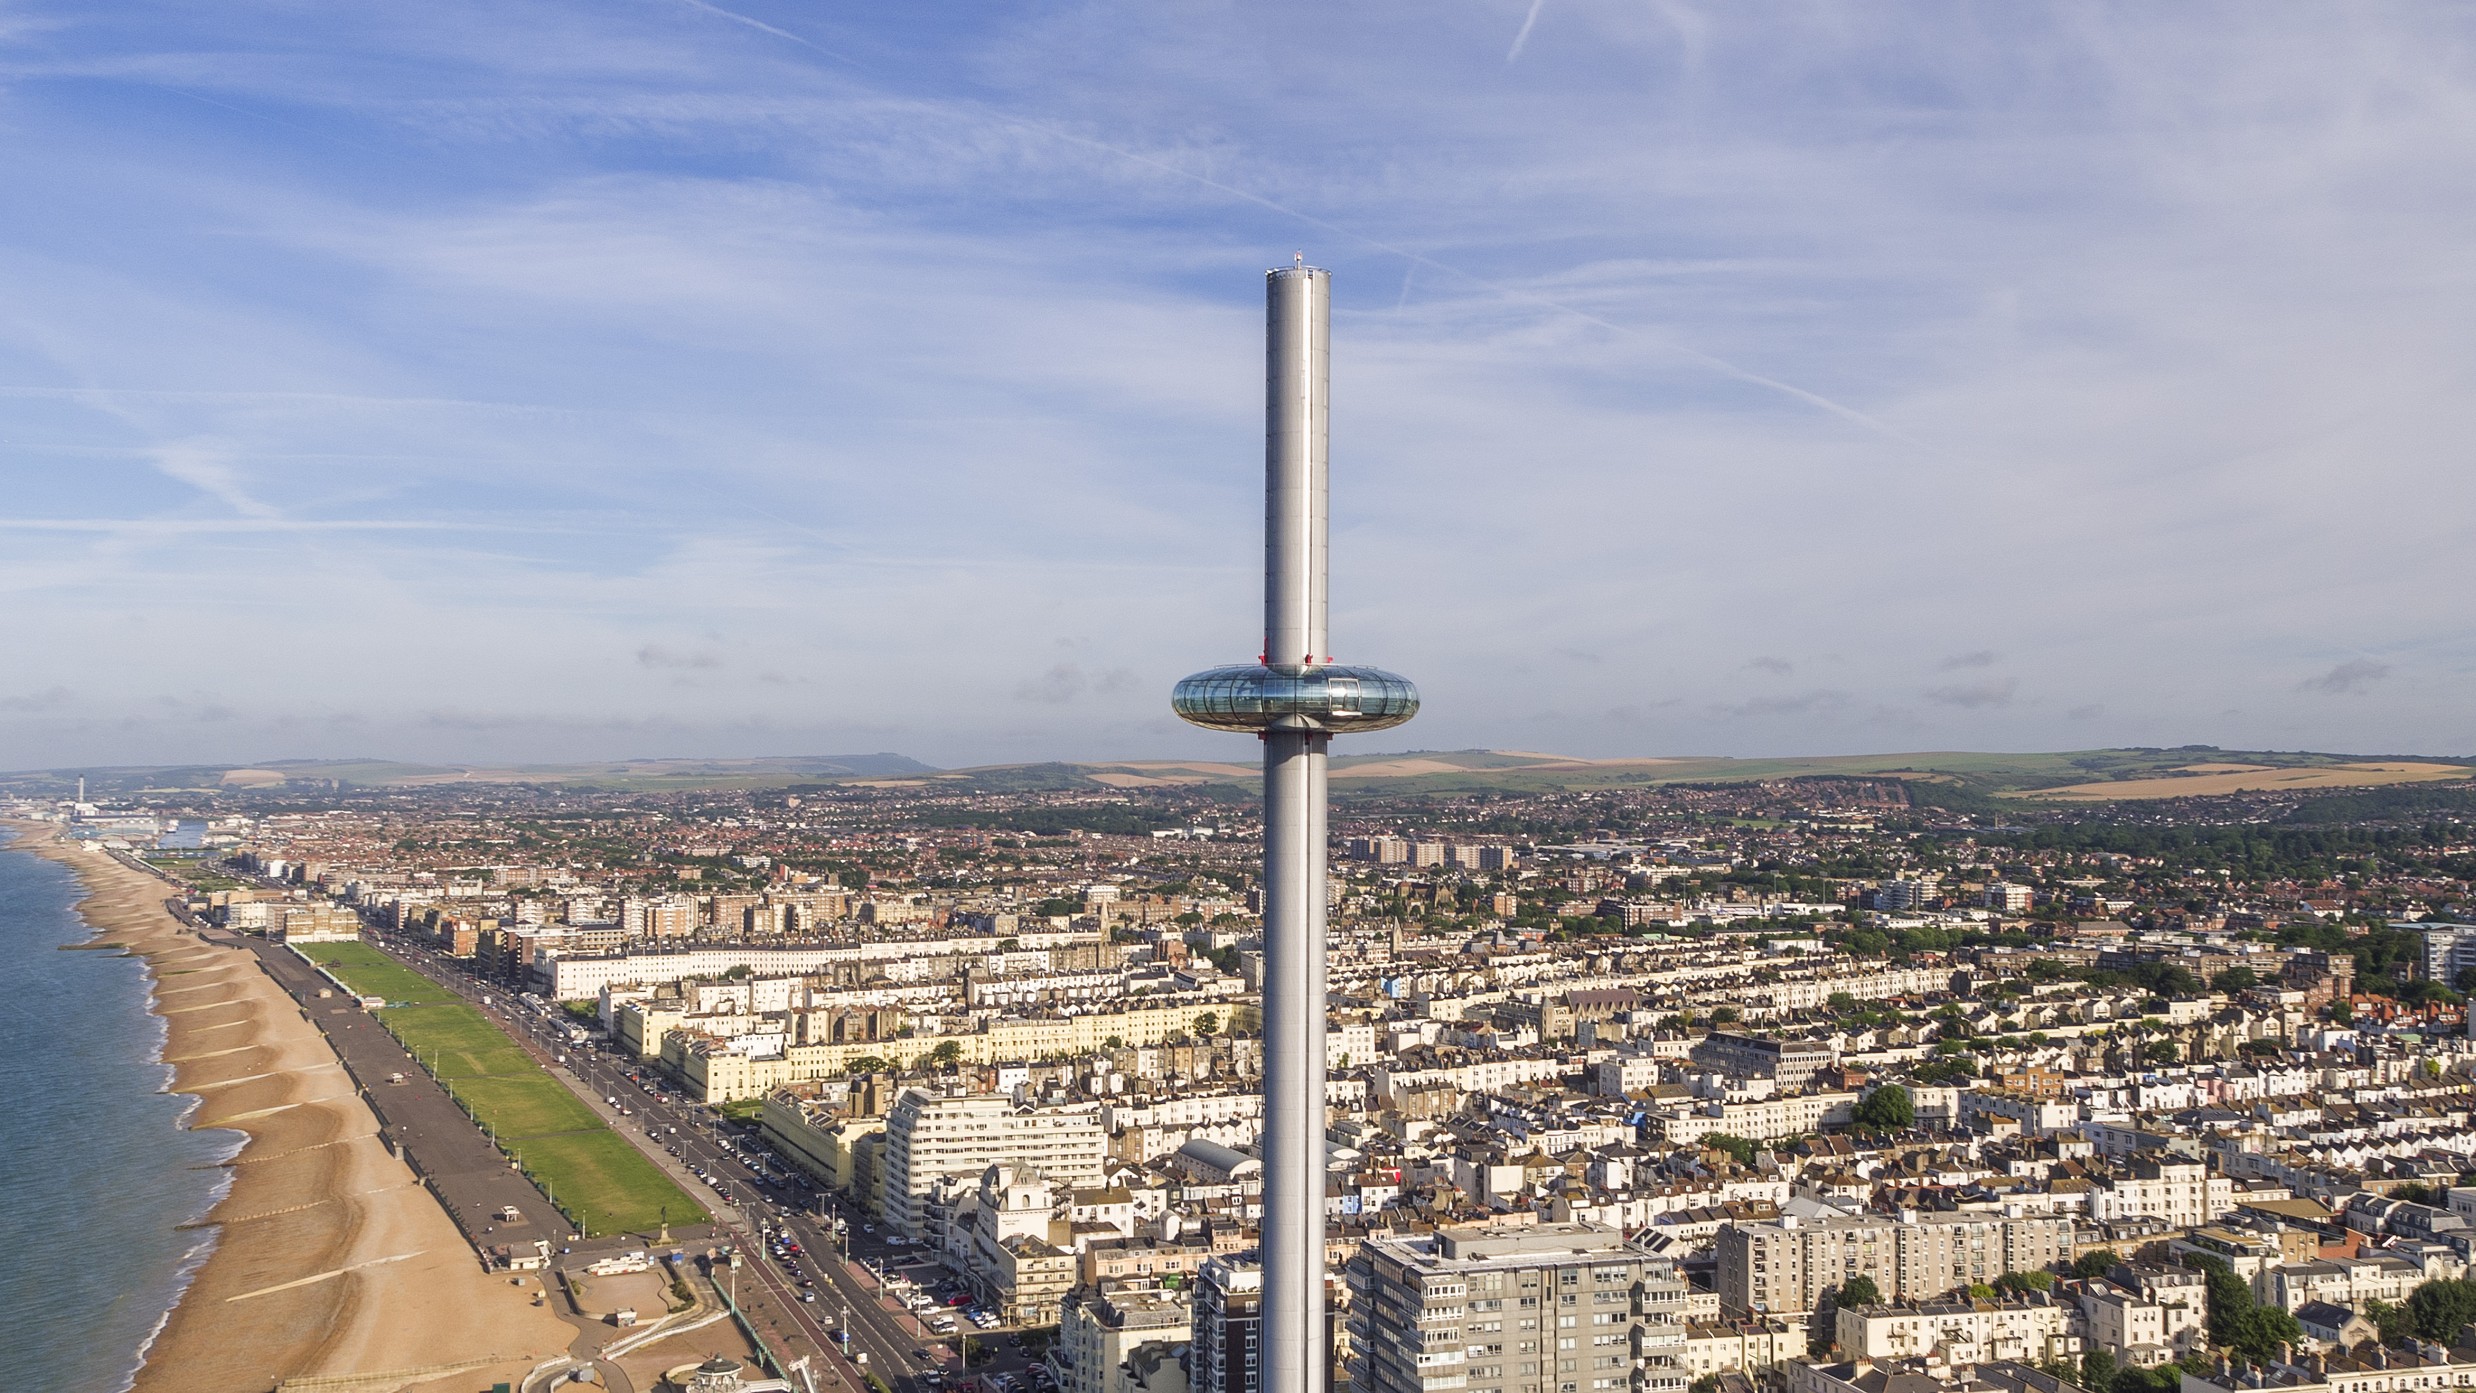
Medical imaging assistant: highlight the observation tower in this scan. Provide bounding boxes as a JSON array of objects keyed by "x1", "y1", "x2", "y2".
[{"x1": 1171, "y1": 263, "x2": 1418, "y2": 1393}]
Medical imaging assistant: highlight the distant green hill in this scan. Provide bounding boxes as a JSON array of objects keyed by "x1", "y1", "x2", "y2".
[
  {"x1": 1064, "y1": 747, "x2": 2476, "y2": 801},
  {"x1": 8, "y1": 746, "x2": 2470, "y2": 802},
  {"x1": 0, "y1": 752, "x2": 937, "y2": 794}
]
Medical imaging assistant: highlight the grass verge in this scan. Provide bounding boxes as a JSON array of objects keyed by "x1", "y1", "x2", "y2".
[{"x1": 305, "y1": 941, "x2": 706, "y2": 1236}]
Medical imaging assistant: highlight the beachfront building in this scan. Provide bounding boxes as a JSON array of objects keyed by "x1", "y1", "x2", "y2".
[{"x1": 879, "y1": 1089, "x2": 1109, "y2": 1238}]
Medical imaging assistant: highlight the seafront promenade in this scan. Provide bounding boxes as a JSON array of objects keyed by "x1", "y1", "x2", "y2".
[{"x1": 239, "y1": 930, "x2": 594, "y2": 1253}]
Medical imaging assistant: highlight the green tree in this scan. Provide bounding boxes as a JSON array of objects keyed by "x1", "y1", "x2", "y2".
[
  {"x1": 2186, "y1": 1254, "x2": 2255, "y2": 1350},
  {"x1": 1192, "y1": 1011, "x2": 1220, "y2": 1038},
  {"x1": 2215, "y1": 966, "x2": 2259, "y2": 993},
  {"x1": 2235, "y1": 1305, "x2": 2303, "y2": 1361},
  {"x1": 2072, "y1": 1249, "x2": 2120, "y2": 1279},
  {"x1": 1705, "y1": 1134, "x2": 1758, "y2": 1167},
  {"x1": 2081, "y1": 1351, "x2": 2118, "y2": 1393},
  {"x1": 1837, "y1": 1276, "x2": 1881, "y2": 1309},
  {"x1": 2189, "y1": 1253, "x2": 2303, "y2": 1361},
  {"x1": 2365, "y1": 1298, "x2": 2412, "y2": 1346},
  {"x1": 844, "y1": 1055, "x2": 891, "y2": 1076},
  {"x1": 2407, "y1": 1277, "x2": 2476, "y2": 1341},
  {"x1": 1914, "y1": 1056, "x2": 1979, "y2": 1087},
  {"x1": 1852, "y1": 1085, "x2": 1915, "y2": 1134},
  {"x1": 928, "y1": 1039, "x2": 964, "y2": 1068}
]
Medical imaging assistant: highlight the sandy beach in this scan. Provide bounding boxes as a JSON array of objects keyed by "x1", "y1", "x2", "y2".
[{"x1": 8, "y1": 825, "x2": 572, "y2": 1393}]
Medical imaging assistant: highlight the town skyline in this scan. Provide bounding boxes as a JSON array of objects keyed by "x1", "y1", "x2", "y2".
[{"x1": 25, "y1": 739, "x2": 2476, "y2": 1390}]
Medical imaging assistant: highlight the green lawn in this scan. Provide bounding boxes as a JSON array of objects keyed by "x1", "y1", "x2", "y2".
[
  {"x1": 519, "y1": 1130, "x2": 706, "y2": 1236},
  {"x1": 450, "y1": 1074, "x2": 607, "y2": 1138},
  {"x1": 299, "y1": 941, "x2": 704, "y2": 1236},
  {"x1": 305, "y1": 942, "x2": 459, "y2": 1004},
  {"x1": 382, "y1": 1005, "x2": 539, "y2": 1078}
]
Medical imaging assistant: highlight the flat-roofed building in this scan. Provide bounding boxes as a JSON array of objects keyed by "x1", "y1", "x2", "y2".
[
  {"x1": 1349, "y1": 1221, "x2": 1687, "y2": 1393},
  {"x1": 1689, "y1": 1032, "x2": 1836, "y2": 1089},
  {"x1": 1834, "y1": 1295, "x2": 2079, "y2": 1366},
  {"x1": 880, "y1": 1088, "x2": 1108, "y2": 1238},
  {"x1": 1716, "y1": 1212, "x2": 2074, "y2": 1318},
  {"x1": 1055, "y1": 1284, "x2": 1192, "y2": 1393}
]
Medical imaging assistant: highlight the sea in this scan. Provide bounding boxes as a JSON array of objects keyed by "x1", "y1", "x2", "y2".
[{"x1": 0, "y1": 837, "x2": 240, "y2": 1392}]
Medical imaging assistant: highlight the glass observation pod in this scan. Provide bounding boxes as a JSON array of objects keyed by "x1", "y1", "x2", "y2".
[{"x1": 1170, "y1": 664, "x2": 1421, "y2": 734}]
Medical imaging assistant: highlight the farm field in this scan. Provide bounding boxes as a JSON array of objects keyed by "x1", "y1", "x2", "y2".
[{"x1": 2005, "y1": 760, "x2": 2473, "y2": 801}]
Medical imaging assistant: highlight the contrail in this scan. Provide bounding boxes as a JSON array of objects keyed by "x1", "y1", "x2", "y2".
[
  {"x1": 1508, "y1": 0, "x2": 1548, "y2": 61},
  {"x1": 672, "y1": 0, "x2": 863, "y2": 65},
  {"x1": 0, "y1": 518, "x2": 497, "y2": 534},
  {"x1": 673, "y1": 0, "x2": 1929, "y2": 452}
]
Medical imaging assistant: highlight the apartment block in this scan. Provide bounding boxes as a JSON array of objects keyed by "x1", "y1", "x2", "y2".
[
  {"x1": 880, "y1": 1088, "x2": 1109, "y2": 1238},
  {"x1": 2090, "y1": 1158, "x2": 2233, "y2": 1227},
  {"x1": 1687, "y1": 1032, "x2": 1837, "y2": 1089},
  {"x1": 1194, "y1": 1257, "x2": 1264, "y2": 1393},
  {"x1": 1983, "y1": 883, "x2": 2035, "y2": 913},
  {"x1": 1055, "y1": 1285, "x2": 1192, "y2": 1393},
  {"x1": 1716, "y1": 1212, "x2": 2074, "y2": 1317},
  {"x1": 1349, "y1": 1221, "x2": 1688, "y2": 1393},
  {"x1": 1834, "y1": 1295, "x2": 2078, "y2": 1366}
]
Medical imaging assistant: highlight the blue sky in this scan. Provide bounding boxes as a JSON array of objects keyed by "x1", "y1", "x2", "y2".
[{"x1": 3, "y1": 2, "x2": 2472, "y2": 770}]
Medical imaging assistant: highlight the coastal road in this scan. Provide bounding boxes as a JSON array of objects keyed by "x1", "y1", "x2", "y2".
[{"x1": 370, "y1": 934, "x2": 931, "y2": 1392}]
